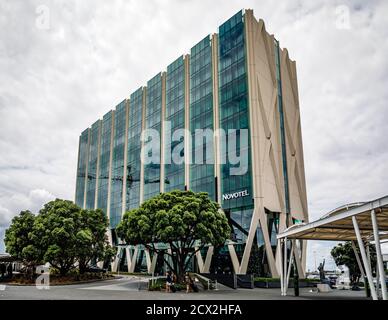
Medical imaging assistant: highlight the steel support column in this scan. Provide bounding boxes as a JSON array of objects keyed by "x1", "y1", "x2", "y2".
[
  {"x1": 371, "y1": 209, "x2": 387, "y2": 300},
  {"x1": 283, "y1": 237, "x2": 288, "y2": 296},
  {"x1": 352, "y1": 216, "x2": 378, "y2": 300},
  {"x1": 286, "y1": 243, "x2": 294, "y2": 289},
  {"x1": 278, "y1": 239, "x2": 284, "y2": 296},
  {"x1": 351, "y1": 240, "x2": 365, "y2": 278}
]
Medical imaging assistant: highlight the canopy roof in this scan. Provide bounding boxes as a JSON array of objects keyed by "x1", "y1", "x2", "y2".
[
  {"x1": 277, "y1": 195, "x2": 388, "y2": 241},
  {"x1": 0, "y1": 254, "x2": 18, "y2": 263}
]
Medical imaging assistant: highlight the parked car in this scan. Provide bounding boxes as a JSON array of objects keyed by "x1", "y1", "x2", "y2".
[{"x1": 85, "y1": 265, "x2": 107, "y2": 273}]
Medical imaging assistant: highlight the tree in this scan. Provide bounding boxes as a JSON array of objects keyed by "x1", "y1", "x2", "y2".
[
  {"x1": 5, "y1": 199, "x2": 115, "y2": 277},
  {"x1": 116, "y1": 190, "x2": 231, "y2": 282},
  {"x1": 76, "y1": 208, "x2": 116, "y2": 274},
  {"x1": 331, "y1": 241, "x2": 376, "y2": 284},
  {"x1": 4, "y1": 210, "x2": 43, "y2": 276},
  {"x1": 33, "y1": 199, "x2": 82, "y2": 275}
]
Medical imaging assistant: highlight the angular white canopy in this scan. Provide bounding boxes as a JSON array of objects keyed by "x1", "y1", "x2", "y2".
[
  {"x1": 277, "y1": 195, "x2": 388, "y2": 300},
  {"x1": 278, "y1": 196, "x2": 388, "y2": 241}
]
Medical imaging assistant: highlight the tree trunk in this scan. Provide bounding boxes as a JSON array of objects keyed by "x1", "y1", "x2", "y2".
[{"x1": 79, "y1": 260, "x2": 87, "y2": 274}]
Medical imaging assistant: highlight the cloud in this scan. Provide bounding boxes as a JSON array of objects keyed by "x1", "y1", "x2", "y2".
[
  {"x1": 0, "y1": 0, "x2": 387, "y2": 270},
  {"x1": 0, "y1": 188, "x2": 55, "y2": 252}
]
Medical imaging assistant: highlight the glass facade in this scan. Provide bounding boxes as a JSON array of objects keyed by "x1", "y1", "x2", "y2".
[
  {"x1": 126, "y1": 88, "x2": 144, "y2": 210},
  {"x1": 164, "y1": 56, "x2": 186, "y2": 192},
  {"x1": 189, "y1": 35, "x2": 215, "y2": 200},
  {"x1": 110, "y1": 101, "x2": 127, "y2": 228},
  {"x1": 85, "y1": 120, "x2": 101, "y2": 209},
  {"x1": 97, "y1": 111, "x2": 113, "y2": 214},
  {"x1": 74, "y1": 9, "x2": 306, "y2": 277},
  {"x1": 144, "y1": 74, "x2": 163, "y2": 201},
  {"x1": 75, "y1": 128, "x2": 89, "y2": 207},
  {"x1": 218, "y1": 10, "x2": 253, "y2": 242}
]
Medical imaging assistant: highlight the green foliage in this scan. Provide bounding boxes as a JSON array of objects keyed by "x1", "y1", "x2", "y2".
[
  {"x1": 75, "y1": 208, "x2": 116, "y2": 274},
  {"x1": 117, "y1": 190, "x2": 230, "y2": 281},
  {"x1": 4, "y1": 211, "x2": 43, "y2": 268},
  {"x1": 331, "y1": 241, "x2": 376, "y2": 283},
  {"x1": 33, "y1": 199, "x2": 83, "y2": 275},
  {"x1": 5, "y1": 199, "x2": 115, "y2": 276},
  {"x1": 148, "y1": 277, "x2": 185, "y2": 291}
]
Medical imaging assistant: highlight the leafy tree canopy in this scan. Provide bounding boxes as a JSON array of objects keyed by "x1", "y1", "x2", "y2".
[
  {"x1": 116, "y1": 190, "x2": 231, "y2": 280},
  {"x1": 4, "y1": 210, "x2": 43, "y2": 268},
  {"x1": 5, "y1": 199, "x2": 115, "y2": 276},
  {"x1": 331, "y1": 241, "x2": 376, "y2": 284}
]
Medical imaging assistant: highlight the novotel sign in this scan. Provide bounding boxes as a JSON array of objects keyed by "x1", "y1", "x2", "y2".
[{"x1": 222, "y1": 190, "x2": 250, "y2": 201}]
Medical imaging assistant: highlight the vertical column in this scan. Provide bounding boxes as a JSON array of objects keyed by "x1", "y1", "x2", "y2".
[
  {"x1": 278, "y1": 239, "x2": 284, "y2": 296},
  {"x1": 184, "y1": 54, "x2": 190, "y2": 190},
  {"x1": 283, "y1": 237, "x2": 288, "y2": 296},
  {"x1": 211, "y1": 33, "x2": 221, "y2": 204},
  {"x1": 74, "y1": 136, "x2": 81, "y2": 202},
  {"x1": 75, "y1": 128, "x2": 90, "y2": 208},
  {"x1": 139, "y1": 88, "x2": 147, "y2": 204},
  {"x1": 94, "y1": 121, "x2": 102, "y2": 209},
  {"x1": 352, "y1": 216, "x2": 378, "y2": 300},
  {"x1": 83, "y1": 128, "x2": 91, "y2": 209},
  {"x1": 106, "y1": 110, "x2": 115, "y2": 230},
  {"x1": 371, "y1": 209, "x2": 387, "y2": 300},
  {"x1": 160, "y1": 72, "x2": 166, "y2": 193},
  {"x1": 121, "y1": 100, "x2": 130, "y2": 217}
]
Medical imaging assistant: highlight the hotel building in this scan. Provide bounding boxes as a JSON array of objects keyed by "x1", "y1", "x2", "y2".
[{"x1": 75, "y1": 9, "x2": 309, "y2": 277}]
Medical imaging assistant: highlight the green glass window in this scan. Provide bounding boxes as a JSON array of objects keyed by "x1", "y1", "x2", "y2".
[
  {"x1": 110, "y1": 101, "x2": 127, "y2": 228},
  {"x1": 189, "y1": 35, "x2": 215, "y2": 200},
  {"x1": 218, "y1": 10, "x2": 253, "y2": 211},
  {"x1": 85, "y1": 120, "x2": 101, "y2": 209},
  {"x1": 126, "y1": 88, "x2": 144, "y2": 210},
  {"x1": 97, "y1": 111, "x2": 113, "y2": 215},
  {"x1": 144, "y1": 74, "x2": 163, "y2": 201},
  {"x1": 75, "y1": 128, "x2": 89, "y2": 207},
  {"x1": 164, "y1": 56, "x2": 186, "y2": 192}
]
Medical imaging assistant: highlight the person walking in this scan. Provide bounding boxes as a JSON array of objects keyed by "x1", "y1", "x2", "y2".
[
  {"x1": 170, "y1": 272, "x2": 177, "y2": 292},
  {"x1": 7, "y1": 263, "x2": 13, "y2": 278},
  {"x1": 0, "y1": 263, "x2": 6, "y2": 279},
  {"x1": 185, "y1": 272, "x2": 192, "y2": 293},
  {"x1": 166, "y1": 271, "x2": 172, "y2": 293}
]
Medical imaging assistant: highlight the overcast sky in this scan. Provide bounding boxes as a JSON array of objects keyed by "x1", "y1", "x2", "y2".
[{"x1": 1, "y1": 0, "x2": 387, "y2": 271}]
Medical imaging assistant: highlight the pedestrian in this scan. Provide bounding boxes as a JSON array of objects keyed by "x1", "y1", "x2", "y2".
[
  {"x1": 170, "y1": 272, "x2": 177, "y2": 292},
  {"x1": 0, "y1": 263, "x2": 5, "y2": 279},
  {"x1": 7, "y1": 263, "x2": 13, "y2": 278},
  {"x1": 185, "y1": 272, "x2": 192, "y2": 293},
  {"x1": 166, "y1": 271, "x2": 172, "y2": 293}
]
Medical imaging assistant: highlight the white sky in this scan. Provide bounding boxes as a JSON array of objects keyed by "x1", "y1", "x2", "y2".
[{"x1": 1, "y1": 0, "x2": 388, "y2": 271}]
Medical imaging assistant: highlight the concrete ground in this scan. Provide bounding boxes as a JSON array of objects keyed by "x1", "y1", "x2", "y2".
[{"x1": 0, "y1": 275, "x2": 368, "y2": 300}]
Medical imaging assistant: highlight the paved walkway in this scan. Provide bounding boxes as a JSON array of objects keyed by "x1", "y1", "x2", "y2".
[{"x1": 0, "y1": 276, "x2": 368, "y2": 300}]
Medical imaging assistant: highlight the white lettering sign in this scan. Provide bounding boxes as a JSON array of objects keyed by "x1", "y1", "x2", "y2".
[{"x1": 222, "y1": 190, "x2": 249, "y2": 201}]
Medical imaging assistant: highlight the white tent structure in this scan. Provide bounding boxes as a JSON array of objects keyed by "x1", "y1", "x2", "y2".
[{"x1": 277, "y1": 195, "x2": 388, "y2": 300}]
